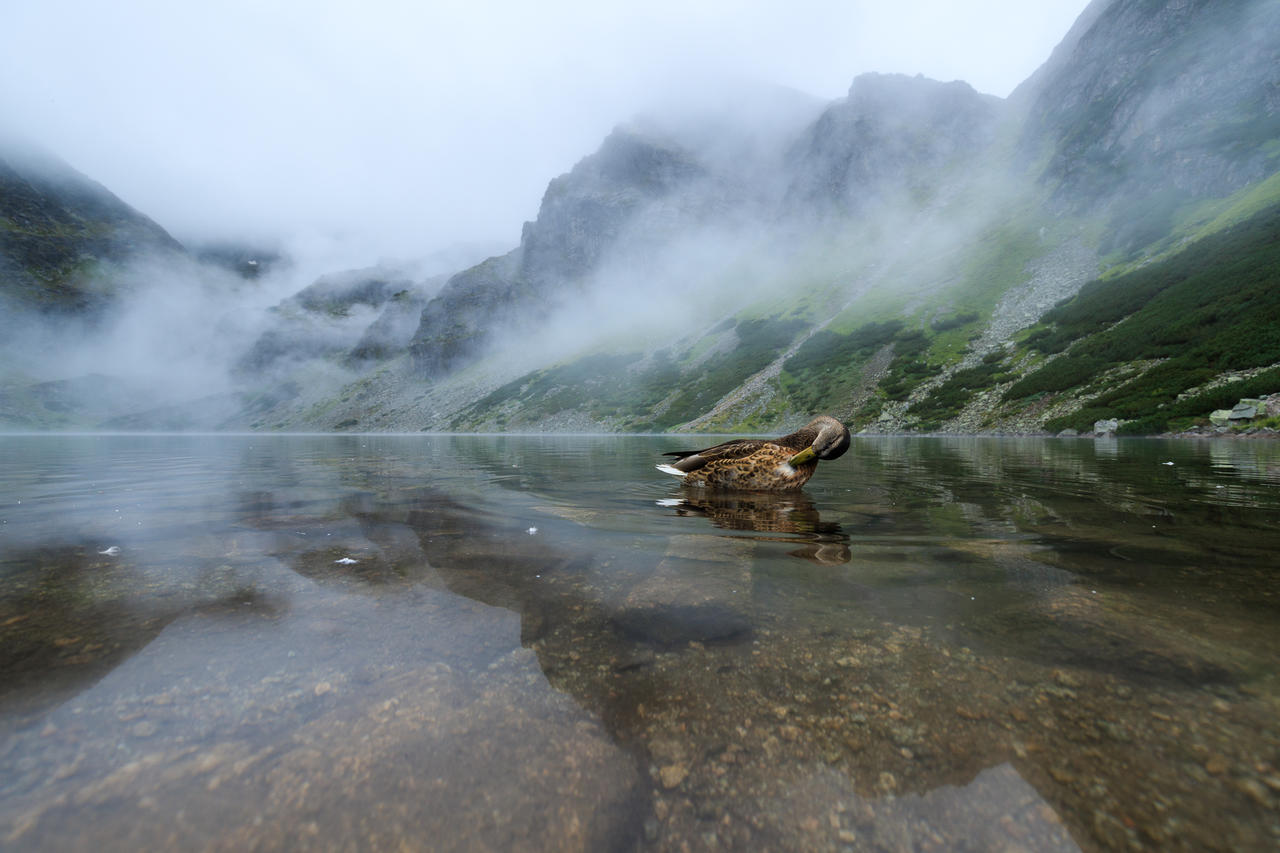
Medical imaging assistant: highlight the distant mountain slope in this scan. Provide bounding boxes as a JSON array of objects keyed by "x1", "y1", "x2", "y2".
[
  {"x1": 0, "y1": 143, "x2": 183, "y2": 314},
  {"x1": 406, "y1": 127, "x2": 719, "y2": 378}
]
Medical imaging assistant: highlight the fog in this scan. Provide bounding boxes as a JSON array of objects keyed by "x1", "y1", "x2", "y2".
[
  {"x1": 1, "y1": 1, "x2": 1100, "y2": 430},
  {"x1": 477, "y1": 65, "x2": 1025, "y2": 385},
  {"x1": 2, "y1": 1, "x2": 1089, "y2": 264}
]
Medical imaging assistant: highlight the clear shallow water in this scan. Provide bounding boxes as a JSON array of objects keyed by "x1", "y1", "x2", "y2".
[{"x1": 1, "y1": 434, "x2": 1278, "y2": 851}]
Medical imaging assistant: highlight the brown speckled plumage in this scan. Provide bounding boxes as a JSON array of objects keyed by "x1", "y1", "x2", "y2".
[{"x1": 658, "y1": 415, "x2": 851, "y2": 491}]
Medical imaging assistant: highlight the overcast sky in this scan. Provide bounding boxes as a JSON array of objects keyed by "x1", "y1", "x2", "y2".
[{"x1": 1, "y1": 0, "x2": 1091, "y2": 267}]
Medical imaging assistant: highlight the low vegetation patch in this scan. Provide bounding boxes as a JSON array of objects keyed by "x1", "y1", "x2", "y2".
[
  {"x1": 453, "y1": 352, "x2": 644, "y2": 427},
  {"x1": 908, "y1": 351, "x2": 1012, "y2": 429},
  {"x1": 780, "y1": 320, "x2": 902, "y2": 413},
  {"x1": 654, "y1": 317, "x2": 808, "y2": 429},
  {"x1": 1008, "y1": 202, "x2": 1280, "y2": 433},
  {"x1": 878, "y1": 329, "x2": 942, "y2": 401}
]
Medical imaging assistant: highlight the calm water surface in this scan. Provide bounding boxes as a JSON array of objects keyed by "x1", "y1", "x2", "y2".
[{"x1": 1, "y1": 434, "x2": 1278, "y2": 851}]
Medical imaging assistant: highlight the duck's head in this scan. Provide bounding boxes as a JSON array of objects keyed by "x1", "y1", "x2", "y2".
[{"x1": 788, "y1": 416, "x2": 852, "y2": 466}]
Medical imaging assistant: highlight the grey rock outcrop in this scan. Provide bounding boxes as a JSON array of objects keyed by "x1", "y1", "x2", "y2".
[
  {"x1": 785, "y1": 73, "x2": 1003, "y2": 216},
  {"x1": 1017, "y1": 0, "x2": 1280, "y2": 229},
  {"x1": 1093, "y1": 418, "x2": 1120, "y2": 436},
  {"x1": 408, "y1": 127, "x2": 709, "y2": 378}
]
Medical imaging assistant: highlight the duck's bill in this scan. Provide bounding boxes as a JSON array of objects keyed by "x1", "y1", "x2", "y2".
[{"x1": 788, "y1": 446, "x2": 818, "y2": 465}]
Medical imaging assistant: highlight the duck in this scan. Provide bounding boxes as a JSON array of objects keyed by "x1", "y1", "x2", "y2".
[{"x1": 656, "y1": 415, "x2": 851, "y2": 491}]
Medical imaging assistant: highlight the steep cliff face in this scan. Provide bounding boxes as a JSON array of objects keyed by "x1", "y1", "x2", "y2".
[
  {"x1": 0, "y1": 144, "x2": 183, "y2": 314},
  {"x1": 786, "y1": 73, "x2": 1004, "y2": 215},
  {"x1": 520, "y1": 128, "x2": 708, "y2": 284},
  {"x1": 1018, "y1": 0, "x2": 1280, "y2": 226},
  {"x1": 407, "y1": 249, "x2": 528, "y2": 377},
  {"x1": 407, "y1": 128, "x2": 709, "y2": 377}
]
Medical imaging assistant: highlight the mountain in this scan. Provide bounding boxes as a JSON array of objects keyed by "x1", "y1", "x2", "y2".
[
  {"x1": 240, "y1": 264, "x2": 437, "y2": 375},
  {"x1": 1016, "y1": 0, "x2": 1280, "y2": 250},
  {"x1": 2, "y1": 0, "x2": 1278, "y2": 435}
]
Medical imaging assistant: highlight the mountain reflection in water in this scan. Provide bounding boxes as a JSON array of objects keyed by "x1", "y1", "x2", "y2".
[{"x1": 1, "y1": 434, "x2": 1278, "y2": 851}]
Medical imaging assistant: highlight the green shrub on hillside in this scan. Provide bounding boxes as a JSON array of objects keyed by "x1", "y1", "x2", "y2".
[
  {"x1": 879, "y1": 329, "x2": 940, "y2": 401},
  {"x1": 1003, "y1": 354, "x2": 1109, "y2": 400},
  {"x1": 1114, "y1": 366, "x2": 1280, "y2": 434},
  {"x1": 784, "y1": 321, "x2": 904, "y2": 374},
  {"x1": 908, "y1": 355, "x2": 1011, "y2": 425},
  {"x1": 655, "y1": 317, "x2": 808, "y2": 428}
]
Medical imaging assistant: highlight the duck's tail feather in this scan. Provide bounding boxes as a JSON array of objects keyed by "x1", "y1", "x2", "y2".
[{"x1": 655, "y1": 463, "x2": 688, "y2": 478}]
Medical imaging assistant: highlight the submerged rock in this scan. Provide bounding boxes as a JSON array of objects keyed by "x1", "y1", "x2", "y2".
[
  {"x1": 0, "y1": 593, "x2": 647, "y2": 852},
  {"x1": 611, "y1": 535, "x2": 754, "y2": 645},
  {"x1": 1093, "y1": 418, "x2": 1119, "y2": 437}
]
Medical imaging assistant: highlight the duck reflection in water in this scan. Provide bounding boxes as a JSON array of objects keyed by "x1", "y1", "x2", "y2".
[{"x1": 660, "y1": 489, "x2": 852, "y2": 565}]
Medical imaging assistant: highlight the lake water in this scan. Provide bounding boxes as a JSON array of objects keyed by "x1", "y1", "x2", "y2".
[{"x1": 1, "y1": 434, "x2": 1278, "y2": 851}]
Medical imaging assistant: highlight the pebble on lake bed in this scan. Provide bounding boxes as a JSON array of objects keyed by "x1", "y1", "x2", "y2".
[{"x1": 659, "y1": 764, "x2": 688, "y2": 789}]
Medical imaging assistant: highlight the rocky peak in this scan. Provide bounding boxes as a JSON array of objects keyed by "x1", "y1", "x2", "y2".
[
  {"x1": 290, "y1": 266, "x2": 415, "y2": 314},
  {"x1": 410, "y1": 128, "x2": 709, "y2": 378},
  {"x1": 578, "y1": 126, "x2": 703, "y2": 194},
  {"x1": 518, "y1": 127, "x2": 705, "y2": 285},
  {"x1": 784, "y1": 72, "x2": 1003, "y2": 215}
]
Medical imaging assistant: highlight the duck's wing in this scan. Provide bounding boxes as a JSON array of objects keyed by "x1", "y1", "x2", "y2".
[{"x1": 660, "y1": 438, "x2": 768, "y2": 473}]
